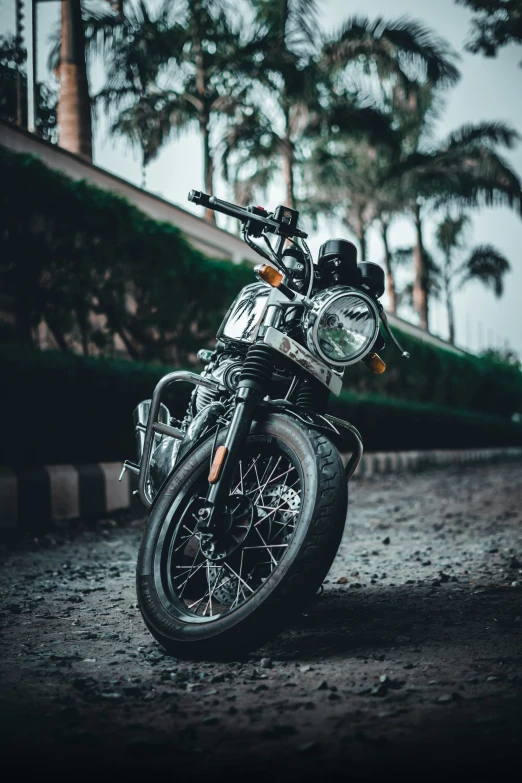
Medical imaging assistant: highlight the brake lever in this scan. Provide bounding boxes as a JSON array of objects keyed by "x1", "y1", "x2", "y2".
[{"x1": 379, "y1": 308, "x2": 410, "y2": 359}]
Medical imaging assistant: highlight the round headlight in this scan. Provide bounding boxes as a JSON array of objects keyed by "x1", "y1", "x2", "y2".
[{"x1": 303, "y1": 287, "x2": 379, "y2": 367}]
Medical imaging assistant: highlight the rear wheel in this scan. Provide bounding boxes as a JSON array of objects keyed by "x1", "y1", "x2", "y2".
[{"x1": 137, "y1": 414, "x2": 347, "y2": 658}]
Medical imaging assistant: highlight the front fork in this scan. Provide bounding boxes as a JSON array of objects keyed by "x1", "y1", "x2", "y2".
[{"x1": 197, "y1": 344, "x2": 274, "y2": 535}]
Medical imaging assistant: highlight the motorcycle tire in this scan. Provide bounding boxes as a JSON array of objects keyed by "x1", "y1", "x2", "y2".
[{"x1": 136, "y1": 413, "x2": 347, "y2": 658}]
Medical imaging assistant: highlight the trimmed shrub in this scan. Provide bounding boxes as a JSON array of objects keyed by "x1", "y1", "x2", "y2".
[
  {"x1": 1, "y1": 147, "x2": 521, "y2": 416},
  {"x1": 1, "y1": 346, "x2": 520, "y2": 467}
]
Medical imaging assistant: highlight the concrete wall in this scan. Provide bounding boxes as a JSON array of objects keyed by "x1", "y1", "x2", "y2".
[{"x1": 0, "y1": 120, "x2": 260, "y2": 264}]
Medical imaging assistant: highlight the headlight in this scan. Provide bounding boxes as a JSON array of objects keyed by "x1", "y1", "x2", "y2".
[{"x1": 302, "y1": 286, "x2": 379, "y2": 367}]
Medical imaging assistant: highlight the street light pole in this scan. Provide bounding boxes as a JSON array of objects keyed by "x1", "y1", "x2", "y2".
[{"x1": 28, "y1": 0, "x2": 37, "y2": 132}]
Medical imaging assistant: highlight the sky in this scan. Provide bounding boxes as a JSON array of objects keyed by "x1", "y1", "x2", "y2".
[{"x1": 1, "y1": 0, "x2": 522, "y2": 356}]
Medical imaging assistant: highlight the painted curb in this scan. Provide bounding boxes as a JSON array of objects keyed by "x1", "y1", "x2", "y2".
[
  {"x1": 0, "y1": 463, "x2": 131, "y2": 530},
  {"x1": 1, "y1": 448, "x2": 521, "y2": 529},
  {"x1": 342, "y1": 447, "x2": 522, "y2": 479}
]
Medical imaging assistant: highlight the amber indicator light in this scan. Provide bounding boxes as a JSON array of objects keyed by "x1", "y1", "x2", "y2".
[
  {"x1": 366, "y1": 352, "x2": 386, "y2": 374},
  {"x1": 208, "y1": 445, "x2": 227, "y2": 484},
  {"x1": 256, "y1": 264, "x2": 284, "y2": 288}
]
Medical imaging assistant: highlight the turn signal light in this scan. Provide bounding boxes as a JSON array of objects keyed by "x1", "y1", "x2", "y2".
[
  {"x1": 364, "y1": 352, "x2": 386, "y2": 374},
  {"x1": 256, "y1": 264, "x2": 284, "y2": 288},
  {"x1": 208, "y1": 445, "x2": 227, "y2": 484}
]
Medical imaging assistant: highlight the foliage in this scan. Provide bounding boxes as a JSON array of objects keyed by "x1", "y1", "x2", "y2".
[
  {"x1": 224, "y1": 7, "x2": 458, "y2": 209},
  {"x1": 0, "y1": 34, "x2": 58, "y2": 142},
  {"x1": 0, "y1": 148, "x2": 252, "y2": 363},
  {"x1": 457, "y1": 0, "x2": 522, "y2": 65},
  {"x1": 79, "y1": 0, "x2": 253, "y2": 204},
  {"x1": 342, "y1": 325, "x2": 522, "y2": 417},
  {"x1": 1, "y1": 342, "x2": 521, "y2": 466}
]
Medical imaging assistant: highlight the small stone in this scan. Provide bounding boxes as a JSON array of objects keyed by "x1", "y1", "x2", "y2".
[
  {"x1": 437, "y1": 694, "x2": 453, "y2": 704},
  {"x1": 337, "y1": 577, "x2": 348, "y2": 584},
  {"x1": 298, "y1": 741, "x2": 320, "y2": 754},
  {"x1": 403, "y1": 662, "x2": 414, "y2": 670},
  {"x1": 370, "y1": 683, "x2": 388, "y2": 697},
  {"x1": 382, "y1": 537, "x2": 391, "y2": 545},
  {"x1": 260, "y1": 657, "x2": 272, "y2": 669},
  {"x1": 299, "y1": 665, "x2": 311, "y2": 674},
  {"x1": 316, "y1": 680, "x2": 329, "y2": 690}
]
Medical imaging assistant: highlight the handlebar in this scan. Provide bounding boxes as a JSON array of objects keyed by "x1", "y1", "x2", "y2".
[{"x1": 188, "y1": 190, "x2": 308, "y2": 239}]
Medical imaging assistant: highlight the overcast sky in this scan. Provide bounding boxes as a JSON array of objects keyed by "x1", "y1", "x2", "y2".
[{"x1": 2, "y1": 0, "x2": 521, "y2": 355}]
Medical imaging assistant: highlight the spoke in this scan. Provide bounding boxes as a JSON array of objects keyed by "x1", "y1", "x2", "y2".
[
  {"x1": 178, "y1": 559, "x2": 204, "y2": 597},
  {"x1": 242, "y1": 544, "x2": 289, "y2": 550},
  {"x1": 258, "y1": 454, "x2": 275, "y2": 489},
  {"x1": 252, "y1": 457, "x2": 282, "y2": 503},
  {"x1": 248, "y1": 466, "x2": 295, "y2": 501},
  {"x1": 231, "y1": 549, "x2": 245, "y2": 609},
  {"x1": 255, "y1": 528, "x2": 278, "y2": 566},
  {"x1": 203, "y1": 562, "x2": 224, "y2": 617},
  {"x1": 255, "y1": 502, "x2": 299, "y2": 526},
  {"x1": 174, "y1": 525, "x2": 200, "y2": 553},
  {"x1": 224, "y1": 562, "x2": 255, "y2": 594},
  {"x1": 253, "y1": 461, "x2": 266, "y2": 506},
  {"x1": 187, "y1": 588, "x2": 210, "y2": 612},
  {"x1": 231, "y1": 455, "x2": 261, "y2": 494}
]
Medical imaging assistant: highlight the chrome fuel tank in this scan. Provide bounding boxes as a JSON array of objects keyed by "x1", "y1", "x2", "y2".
[{"x1": 217, "y1": 282, "x2": 269, "y2": 344}]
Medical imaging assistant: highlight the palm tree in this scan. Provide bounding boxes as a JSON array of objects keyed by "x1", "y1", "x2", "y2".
[
  {"x1": 388, "y1": 82, "x2": 522, "y2": 330},
  {"x1": 434, "y1": 212, "x2": 510, "y2": 345},
  {"x1": 230, "y1": 11, "x2": 459, "y2": 255},
  {"x1": 57, "y1": 0, "x2": 92, "y2": 160},
  {"x1": 85, "y1": 0, "x2": 251, "y2": 221},
  {"x1": 223, "y1": 5, "x2": 435, "y2": 209}
]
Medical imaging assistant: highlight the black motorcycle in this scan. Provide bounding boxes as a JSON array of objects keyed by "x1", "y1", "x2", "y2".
[{"x1": 121, "y1": 191, "x2": 409, "y2": 657}]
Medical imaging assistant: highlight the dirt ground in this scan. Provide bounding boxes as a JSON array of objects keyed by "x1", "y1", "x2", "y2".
[{"x1": 1, "y1": 461, "x2": 521, "y2": 782}]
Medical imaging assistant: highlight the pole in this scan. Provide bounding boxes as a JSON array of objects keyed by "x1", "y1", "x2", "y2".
[{"x1": 28, "y1": 0, "x2": 37, "y2": 132}]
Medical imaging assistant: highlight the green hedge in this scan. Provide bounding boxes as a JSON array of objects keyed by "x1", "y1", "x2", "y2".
[
  {"x1": 1, "y1": 146, "x2": 521, "y2": 416},
  {"x1": 343, "y1": 328, "x2": 522, "y2": 417},
  {"x1": 0, "y1": 147, "x2": 252, "y2": 364},
  {"x1": 2, "y1": 346, "x2": 520, "y2": 467}
]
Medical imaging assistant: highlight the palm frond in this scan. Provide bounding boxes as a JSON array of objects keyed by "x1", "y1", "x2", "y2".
[
  {"x1": 457, "y1": 244, "x2": 511, "y2": 296},
  {"x1": 445, "y1": 121, "x2": 520, "y2": 151},
  {"x1": 321, "y1": 15, "x2": 459, "y2": 87}
]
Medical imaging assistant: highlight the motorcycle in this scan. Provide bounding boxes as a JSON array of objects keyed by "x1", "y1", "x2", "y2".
[{"x1": 121, "y1": 190, "x2": 409, "y2": 657}]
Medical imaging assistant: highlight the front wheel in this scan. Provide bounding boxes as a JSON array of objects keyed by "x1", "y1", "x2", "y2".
[{"x1": 136, "y1": 414, "x2": 347, "y2": 658}]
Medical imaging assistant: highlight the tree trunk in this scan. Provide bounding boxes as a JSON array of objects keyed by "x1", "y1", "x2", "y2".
[
  {"x1": 282, "y1": 139, "x2": 295, "y2": 208},
  {"x1": 44, "y1": 309, "x2": 70, "y2": 352},
  {"x1": 412, "y1": 202, "x2": 429, "y2": 330},
  {"x1": 355, "y1": 211, "x2": 366, "y2": 262},
  {"x1": 443, "y1": 263, "x2": 455, "y2": 345},
  {"x1": 446, "y1": 289, "x2": 455, "y2": 345},
  {"x1": 380, "y1": 220, "x2": 396, "y2": 314},
  {"x1": 200, "y1": 115, "x2": 215, "y2": 223},
  {"x1": 58, "y1": 0, "x2": 92, "y2": 161}
]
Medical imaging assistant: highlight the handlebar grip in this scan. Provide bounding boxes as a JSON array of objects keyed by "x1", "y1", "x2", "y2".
[{"x1": 188, "y1": 190, "x2": 213, "y2": 209}]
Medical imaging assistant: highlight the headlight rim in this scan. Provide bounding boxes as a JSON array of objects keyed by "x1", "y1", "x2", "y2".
[{"x1": 304, "y1": 286, "x2": 380, "y2": 368}]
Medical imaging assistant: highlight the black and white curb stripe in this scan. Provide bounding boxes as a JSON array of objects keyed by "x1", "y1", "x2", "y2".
[
  {"x1": 1, "y1": 448, "x2": 521, "y2": 529},
  {"x1": 0, "y1": 463, "x2": 131, "y2": 530},
  {"x1": 343, "y1": 446, "x2": 522, "y2": 478}
]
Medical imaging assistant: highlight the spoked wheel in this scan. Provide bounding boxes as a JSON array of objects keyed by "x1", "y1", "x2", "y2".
[
  {"x1": 137, "y1": 414, "x2": 347, "y2": 658},
  {"x1": 165, "y1": 443, "x2": 302, "y2": 619}
]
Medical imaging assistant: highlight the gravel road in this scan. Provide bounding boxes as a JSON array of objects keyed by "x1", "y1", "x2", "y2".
[{"x1": 1, "y1": 461, "x2": 521, "y2": 781}]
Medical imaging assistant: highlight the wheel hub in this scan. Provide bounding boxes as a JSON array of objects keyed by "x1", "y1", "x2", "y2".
[{"x1": 199, "y1": 493, "x2": 254, "y2": 562}]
